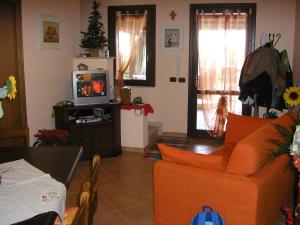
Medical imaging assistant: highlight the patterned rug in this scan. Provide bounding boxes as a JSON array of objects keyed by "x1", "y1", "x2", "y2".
[{"x1": 144, "y1": 137, "x2": 192, "y2": 160}]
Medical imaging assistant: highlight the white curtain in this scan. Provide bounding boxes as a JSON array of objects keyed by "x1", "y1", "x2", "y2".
[
  {"x1": 197, "y1": 10, "x2": 248, "y2": 137},
  {"x1": 115, "y1": 11, "x2": 147, "y2": 96}
]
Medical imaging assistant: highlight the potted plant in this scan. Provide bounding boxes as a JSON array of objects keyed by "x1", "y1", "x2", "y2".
[
  {"x1": 80, "y1": 1, "x2": 107, "y2": 57},
  {"x1": 33, "y1": 129, "x2": 70, "y2": 147},
  {"x1": 265, "y1": 86, "x2": 300, "y2": 225}
]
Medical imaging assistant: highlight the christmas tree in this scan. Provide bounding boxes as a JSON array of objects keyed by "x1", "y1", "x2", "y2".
[{"x1": 80, "y1": 1, "x2": 107, "y2": 50}]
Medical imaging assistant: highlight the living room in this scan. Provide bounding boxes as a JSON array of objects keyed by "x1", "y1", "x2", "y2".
[
  {"x1": 18, "y1": 0, "x2": 299, "y2": 142},
  {"x1": 1, "y1": 0, "x2": 300, "y2": 225}
]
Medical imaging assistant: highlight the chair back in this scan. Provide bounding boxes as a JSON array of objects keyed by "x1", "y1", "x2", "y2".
[
  {"x1": 81, "y1": 154, "x2": 100, "y2": 225},
  {"x1": 0, "y1": 127, "x2": 29, "y2": 147},
  {"x1": 91, "y1": 154, "x2": 100, "y2": 188},
  {"x1": 71, "y1": 187, "x2": 91, "y2": 225}
]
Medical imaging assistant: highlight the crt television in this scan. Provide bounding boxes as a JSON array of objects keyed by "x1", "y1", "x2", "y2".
[{"x1": 72, "y1": 70, "x2": 110, "y2": 105}]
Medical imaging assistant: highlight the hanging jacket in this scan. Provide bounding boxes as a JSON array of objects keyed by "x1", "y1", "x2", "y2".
[
  {"x1": 239, "y1": 72, "x2": 272, "y2": 107},
  {"x1": 239, "y1": 47, "x2": 286, "y2": 90},
  {"x1": 239, "y1": 47, "x2": 288, "y2": 108},
  {"x1": 280, "y1": 49, "x2": 293, "y2": 88}
]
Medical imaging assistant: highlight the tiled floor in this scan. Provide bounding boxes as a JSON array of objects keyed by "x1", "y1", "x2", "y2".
[
  {"x1": 66, "y1": 137, "x2": 222, "y2": 225},
  {"x1": 65, "y1": 137, "x2": 286, "y2": 225},
  {"x1": 66, "y1": 151, "x2": 155, "y2": 225}
]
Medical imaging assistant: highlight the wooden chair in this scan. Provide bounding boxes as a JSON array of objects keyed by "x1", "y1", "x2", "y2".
[
  {"x1": 81, "y1": 154, "x2": 100, "y2": 225},
  {"x1": 0, "y1": 127, "x2": 29, "y2": 147},
  {"x1": 55, "y1": 181, "x2": 91, "y2": 225}
]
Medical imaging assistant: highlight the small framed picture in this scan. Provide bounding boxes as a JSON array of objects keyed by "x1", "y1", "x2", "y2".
[
  {"x1": 40, "y1": 15, "x2": 61, "y2": 49},
  {"x1": 161, "y1": 26, "x2": 183, "y2": 51}
]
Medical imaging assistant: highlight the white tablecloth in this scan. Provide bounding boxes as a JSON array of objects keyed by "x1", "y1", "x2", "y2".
[{"x1": 0, "y1": 159, "x2": 66, "y2": 225}]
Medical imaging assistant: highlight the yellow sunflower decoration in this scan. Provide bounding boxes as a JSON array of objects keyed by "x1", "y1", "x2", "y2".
[
  {"x1": 283, "y1": 86, "x2": 300, "y2": 107},
  {"x1": 0, "y1": 75, "x2": 17, "y2": 119},
  {"x1": 6, "y1": 75, "x2": 17, "y2": 100}
]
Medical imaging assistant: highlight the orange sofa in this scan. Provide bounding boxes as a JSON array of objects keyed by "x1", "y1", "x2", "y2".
[{"x1": 153, "y1": 113, "x2": 296, "y2": 225}]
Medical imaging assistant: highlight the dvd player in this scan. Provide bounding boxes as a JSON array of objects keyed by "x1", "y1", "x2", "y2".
[{"x1": 76, "y1": 115, "x2": 102, "y2": 124}]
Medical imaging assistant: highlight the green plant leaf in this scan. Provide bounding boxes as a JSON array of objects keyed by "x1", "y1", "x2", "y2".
[
  {"x1": 264, "y1": 113, "x2": 298, "y2": 169},
  {"x1": 272, "y1": 123, "x2": 293, "y2": 142},
  {"x1": 263, "y1": 143, "x2": 291, "y2": 166},
  {"x1": 268, "y1": 138, "x2": 287, "y2": 147},
  {"x1": 296, "y1": 113, "x2": 300, "y2": 125}
]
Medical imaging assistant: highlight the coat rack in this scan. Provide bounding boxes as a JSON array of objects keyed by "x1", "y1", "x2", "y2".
[{"x1": 268, "y1": 33, "x2": 281, "y2": 47}]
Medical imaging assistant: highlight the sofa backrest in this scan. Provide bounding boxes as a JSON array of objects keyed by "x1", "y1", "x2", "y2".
[
  {"x1": 225, "y1": 112, "x2": 295, "y2": 176},
  {"x1": 225, "y1": 113, "x2": 270, "y2": 145}
]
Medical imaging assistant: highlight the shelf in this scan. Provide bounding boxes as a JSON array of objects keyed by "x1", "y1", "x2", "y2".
[
  {"x1": 70, "y1": 119, "x2": 112, "y2": 127},
  {"x1": 53, "y1": 104, "x2": 121, "y2": 159}
]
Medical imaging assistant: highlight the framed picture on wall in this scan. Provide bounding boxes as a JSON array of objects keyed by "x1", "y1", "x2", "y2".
[
  {"x1": 161, "y1": 25, "x2": 183, "y2": 51},
  {"x1": 40, "y1": 15, "x2": 62, "y2": 49}
]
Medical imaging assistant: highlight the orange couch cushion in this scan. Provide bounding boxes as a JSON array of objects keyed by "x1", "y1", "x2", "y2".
[
  {"x1": 225, "y1": 113, "x2": 271, "y2": 144},
  {"x1": 211, "y1": 143, "x2": 235, "y2": 165},
  {"x1": 158, "y1": 143, "x2": 225, "y2": 171},
  {"x1": 226, "y1": 112, "x2": 295, "y2": 176}
]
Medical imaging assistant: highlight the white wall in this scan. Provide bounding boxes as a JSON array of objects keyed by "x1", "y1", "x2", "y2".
[
  {"x1": 81, "y1": 0, "x2": 296, "y2": 134},
  {"x1": 293, "y1": 0, "x2": 300, "y2": 85},
  {"x1": 22, "y1": 0, "x2": 80, "y2": 144}
]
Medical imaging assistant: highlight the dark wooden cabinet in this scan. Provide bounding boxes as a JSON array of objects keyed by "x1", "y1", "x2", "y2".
[{"x1": 53, "y1": 103, "x2": 121, "y2": 159}]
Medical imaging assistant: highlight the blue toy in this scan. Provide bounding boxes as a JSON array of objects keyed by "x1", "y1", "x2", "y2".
[{"x1": 190, "y1": 205, "x2": 225, "y2": 225}]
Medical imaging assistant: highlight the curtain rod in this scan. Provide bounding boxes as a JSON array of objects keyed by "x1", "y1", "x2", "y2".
[
  {"x1": 120, "y1": 13, "x2": 146, "y2": 16},
  {"x1": 196, "y1": 9, "x2": 252, "y2": 15},
  {"x1": 197, "y1": 12, "x2": 247, "y2": 15},
  {"x1": 117, "y1": 10, "x2": 147, "y2": 16}
]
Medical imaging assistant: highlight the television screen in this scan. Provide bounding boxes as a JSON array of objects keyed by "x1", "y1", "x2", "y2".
[
  {"x1": 76, "y1": 73, "x2": 107, "y2": 97},
  {"x1": 72, "y1": 70, "x2": 110, "y2": 105}
]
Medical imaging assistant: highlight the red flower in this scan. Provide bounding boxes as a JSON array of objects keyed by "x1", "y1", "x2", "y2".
[{"x1": 34, "y1": 129, "x2": 70, "y2": 146}]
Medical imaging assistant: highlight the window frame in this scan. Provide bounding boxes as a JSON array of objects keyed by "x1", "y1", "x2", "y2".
[{"x1": 108, "y1": 5, "x2": 156, "y2": 87}]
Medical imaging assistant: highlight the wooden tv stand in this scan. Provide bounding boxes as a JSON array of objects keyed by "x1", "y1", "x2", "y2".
[{"x1": 53, "y1": 103, "x2": 121, "y2": 159}]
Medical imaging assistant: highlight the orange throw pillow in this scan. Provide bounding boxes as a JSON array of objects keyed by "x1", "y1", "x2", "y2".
[
  {"x1": 225, "y1": 113, "x2": 271, "y2": 145},
  {"x1": 226, "y1": 112, "x2": 295, "y2": 176},
  {"x1": 211, "y1": 143, "x2": 236, "y2": 165},
  {"x1": 158, "y1": 144, "x2": 225, "y2": 171}
]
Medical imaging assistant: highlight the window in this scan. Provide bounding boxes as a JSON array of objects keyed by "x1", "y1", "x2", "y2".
[{"x1": 108, "y1": 5, "x2": 156, "y2": 87}]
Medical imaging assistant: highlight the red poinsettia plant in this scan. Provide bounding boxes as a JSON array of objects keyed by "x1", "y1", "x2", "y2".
[{"x1": 33, "y1": 129, "x2": 70, "y2": 147}]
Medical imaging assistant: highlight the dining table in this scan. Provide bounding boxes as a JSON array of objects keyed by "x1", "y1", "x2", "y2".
[{"x1": 0, "y1": 146, "x2": 83, "y2": 225}]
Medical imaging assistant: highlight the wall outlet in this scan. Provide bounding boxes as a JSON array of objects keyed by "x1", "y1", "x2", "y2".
[
  {"x1": 169, "y1": 77, "x2": 177, "y2": 82},
  {"x1": 178, "y1": 77, "x2": 185, "y2": 83}
]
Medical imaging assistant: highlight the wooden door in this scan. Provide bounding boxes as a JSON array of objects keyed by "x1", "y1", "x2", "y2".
[{"x1": 0, "y1": 0, "x2": 27, "y2": 145}]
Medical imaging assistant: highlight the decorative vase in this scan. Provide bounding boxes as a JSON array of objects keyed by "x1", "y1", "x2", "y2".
[{"x1": 89, "y1": 49, "x2": 99, "y2": 57}]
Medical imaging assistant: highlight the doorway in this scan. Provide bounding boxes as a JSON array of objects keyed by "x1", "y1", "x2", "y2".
[
  {"x1": 188, "y1": 3, "x2": 256, "y2": 138},
  {"x1": 0, "y1": 0, "x2": 27, "y2": 145}
]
